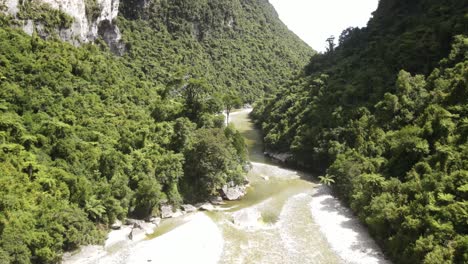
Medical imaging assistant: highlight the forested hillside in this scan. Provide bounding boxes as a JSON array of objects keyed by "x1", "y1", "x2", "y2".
[
  {"x1": 0, "y1": 0, "x2": 313, "y2": 263},
  {"x1": 252, "y1": 0, "x2": 467, "y2": 263},
  {"x1": 118, "y1": 0, "x2": 314, "y2": 102}
]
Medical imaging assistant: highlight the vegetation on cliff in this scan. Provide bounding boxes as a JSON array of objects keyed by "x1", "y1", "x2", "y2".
[{"x1": 117, "y1": 0, "x2": 314, "y2": 102}]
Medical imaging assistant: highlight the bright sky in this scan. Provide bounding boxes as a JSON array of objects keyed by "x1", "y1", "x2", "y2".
[{"x1": 269, "y1": 0, "x2": 379, "y2": 52}]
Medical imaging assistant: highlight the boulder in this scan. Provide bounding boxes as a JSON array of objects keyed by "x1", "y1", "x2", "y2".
[
  {"x1": 199, "y1": 203, "x2": 214, "y2": 212},
  {"x1": 139, "y1": 222, "x2": 156, "y2": 235},
  {"x1": 210, "y1": 196, "x2": 225, "y2": 205},
  {"x1": 220, "y1": 184, "x2": 246, "y2": 201},
  {"x1": 111, "y1": 220, "x2": 122, "y2": 230},
  {"x1": 149, "y1": 217, "x2": 161, "y2": 226},
  {"x1": 125, "y1": 218, "x2": 143, "y2": 227},
  {"x1": 181, "y1": 204, "x2": 197, "y2": 213},
  {"x1": 171, "y1": 209, "x2": 183, "y2": 218},
  {"x1": 160, "y1": 205, "x2": 174, "y2": 219}
]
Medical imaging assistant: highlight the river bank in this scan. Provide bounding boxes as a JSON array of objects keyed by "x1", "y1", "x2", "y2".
[
  {"x1": 62, "y1": 213, "x2": 223, "y2": 264},
  {"x1": 64, "y1": 108, "x2": 390, "y2": 264}
]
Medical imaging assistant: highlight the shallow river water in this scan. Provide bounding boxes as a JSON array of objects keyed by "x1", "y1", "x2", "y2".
[
  {"x1": 215, "y1": 109, "x2": 390, "y2": 264},
  {"x1": 64, "y1": 109, "x2": 390, "y2": 264}
]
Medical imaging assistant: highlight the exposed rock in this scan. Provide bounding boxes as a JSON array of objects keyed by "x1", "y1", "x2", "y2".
[
  {"x1": 139, "y1": 222, "x2": 156, "y2": 235},
  {"x1": 199, "y1": 203, "x2": 214, "y2": 212},
  {"x1": 172, "y1": 209, "x2": 183, "y2": 218},
  {"x1": 209, "y1": 196, "x2": 225, "y2": 205},
  {"x1": 111, "y1": 220, "x2": 122, "y2": 230},
  {"x1": 160, "y1": 204, "x2": 174, "y2": 219},
  {"x1": 181, "y1": 204, "x2": 197, "y2": 213},
  {"x1": 149, "y1": 217, "x2": 161, "y2": 226},
  {"x1": 128, "y1": 222, "x2": 156, "y2": 241},
  {"x1": 125, "y1": 218, "x2": 143, "y2": 227},
  {"x1": 220, "y1": 183, "x2": 246, "y2": 201},
  {"x1": 264, "y1": 151, "x2": 293, "y2": 163},
  {"x1": 4, "y1": 0, "x2": 19, "y2": 14},
  {"x1": 22, "y1": 20, "x2": 34, "y2": 36},
  {"x1": 4, "y1": 0, "x2": 124, "y2": 54}
]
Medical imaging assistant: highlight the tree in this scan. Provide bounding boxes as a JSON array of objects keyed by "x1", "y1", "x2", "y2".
[
  {"x1": 325, "y1": 35, "x2": 336, "y2": 53},
  {"x1": 222, "y1": 92, "x2": 242, "y2": 125},
  {"x1": 133, "y1": 176, "x2": 163, "y2": 218},
  {"x1": 182, "y1": 128, "x2": 244, "y2": 201},
  {"x1": 319, "y1": 174, "x2": 335, "y2": 186},
  {"x1": 182, "y1": 78, "x2": 211, "y2": 121}
]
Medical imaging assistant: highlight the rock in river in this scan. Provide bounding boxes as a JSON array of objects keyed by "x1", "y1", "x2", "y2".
[
  {"x1": 220, "y1": 184, "x2": 246, "y2": 201},
  {"x1": 210, "y1": 196, "x2": 225, "y2": 205},
  {"x1": 199, "y1": 203, "x2": 215, "y2": 211},
  {"x1": 181, "y1": 204, "x2": 197, "y2": 213},
  {"x1": 111, "y1": 220, "x2": 122, "y2": 230}
]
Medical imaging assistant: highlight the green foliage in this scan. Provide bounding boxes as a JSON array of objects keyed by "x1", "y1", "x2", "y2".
[
  {"x1": 181, "y1": 127, "x2": 247, "y2": 201},
  {"x1": 318, "y1": 174, "x2": 335, "y2": 186},
  {"x1": 253, "y1": 0, "x2": 467, "y2": 262},
  {"x1": 0, "y1": 11, "x2": 251, "y2": 261},
  {"x1": 117, "y1": 0, "x2": 315, "y2": 102},
  {"x1": 17, "y1": 0, "x2": 74, "y2": 31},
  {"x1": 85, "y1": 0, "x2": 102, "y2": 21}
]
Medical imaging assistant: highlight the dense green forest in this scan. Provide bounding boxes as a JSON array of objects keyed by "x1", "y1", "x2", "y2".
[
  {"x1": 0, "y1": 0, "x2": 313, "y2": 263},
  {"x1": 117, "y1": 0, "x2": 314, "y2": 102},
  {"x1": 252, "y1": 0, "x2": 467, "y2": 263}
]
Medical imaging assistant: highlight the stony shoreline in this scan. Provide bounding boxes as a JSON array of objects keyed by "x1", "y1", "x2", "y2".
[{"x1": 62, "y1": 213, "x2": 223, "y2": 264}]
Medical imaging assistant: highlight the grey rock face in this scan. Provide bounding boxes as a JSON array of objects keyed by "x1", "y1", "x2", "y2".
[{"x1": 4, "y1": 0, "x2": 124, "y2": 54}]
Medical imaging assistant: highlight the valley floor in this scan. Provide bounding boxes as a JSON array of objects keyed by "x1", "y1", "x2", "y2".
[{"x1": 63, "y1": 109, "x2": 390, "y2": 264}]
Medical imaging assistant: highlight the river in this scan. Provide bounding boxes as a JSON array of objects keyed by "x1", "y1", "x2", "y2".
[
  {"x1": 216, "y1": 109, "x2": 390, "y2": 264},
  {"x1": 64, "y1": 109, "x2": 390, "y2": 264}
]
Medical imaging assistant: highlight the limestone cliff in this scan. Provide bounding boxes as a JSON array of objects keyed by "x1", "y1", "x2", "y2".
[{"x1": 2, "y1": 0, "x2": 124, "y2": 54}]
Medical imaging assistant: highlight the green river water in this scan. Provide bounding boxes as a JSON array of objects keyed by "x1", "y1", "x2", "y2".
[
  {"x1": 215, "y1": 109, "x2": 341, "y2": 263},
  {"x1": 64, "y1": 109, "x2": 389, "y2": 264}
]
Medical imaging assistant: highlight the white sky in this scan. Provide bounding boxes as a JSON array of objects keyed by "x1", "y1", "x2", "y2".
[{"x1": 269, "y1": 0, "x2": 379, "y2": 52}]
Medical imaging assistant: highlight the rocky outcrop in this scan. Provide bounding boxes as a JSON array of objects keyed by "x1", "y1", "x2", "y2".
[
  {"x1": 264, "y1": 151, "x2": 293, "y2": 163},
  {"x1": 209, "y1": 196, "x2": 225, "y2": 205},
  {"x1": 160, "y1": 204, "x2": 174, "y2": 219},
  {"x1": 219, "y1": 182, "x2": 246, "y2": 201},
  {"x1": 111, "y1": 220, "x2": 122, "y2": 230},
  {"x1": 125, "y1": 218, "x2": 143, "y2": 227},
  {"x1": 181, "y1": 204, "x2": 197, "y2": 213},
  {"x1": 199, "y1": 203, "x2": 214, "y2": 212},
  {"x1": 3, "y1": 0, "x2": 124, "y2": 54},
  {"x1": 149, "y1": 217, "x2": 161, "y2": 226}
]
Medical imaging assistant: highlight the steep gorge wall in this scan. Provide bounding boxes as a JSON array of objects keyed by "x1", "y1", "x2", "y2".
[{"x1": 2, "y1": 0, "x2": 123, "y2": 54}]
